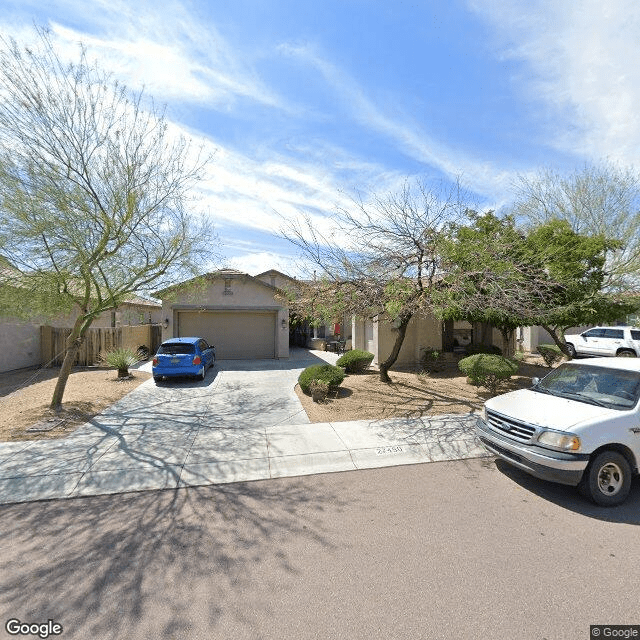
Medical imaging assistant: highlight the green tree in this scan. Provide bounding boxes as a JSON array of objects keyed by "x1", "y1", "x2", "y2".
[
  {"x1": 283, "y1": 179, "x2": 469, "y2": 382},
  {"x1": 525, "y1": 219, "x2": 635, "y2": 354},
  {"x1": 515, "y1": 163, "x2": 640, "y2": 291},
  {"x1": 437, "y1": 211, "x2": 553, "y2": 354},
  {"x1": 439, "y1": 211, "x2": 634, "y2": 357},
  {"x1": 0, "y1": 30, "x2": 215, "y2": 409}
]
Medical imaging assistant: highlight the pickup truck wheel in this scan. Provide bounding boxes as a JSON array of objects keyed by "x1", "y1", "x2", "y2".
[
  {"x1": 566, "y1": 343, "x2": 576, "y2": 358},
  {"x1": 617, "y1": 349, "x2": 636, "y2": 357},
  {"x1": 580, "y1": 451, "x2": 631, "y2": 506}
]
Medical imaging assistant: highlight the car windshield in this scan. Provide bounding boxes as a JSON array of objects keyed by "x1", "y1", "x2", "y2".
[
  {"x1": 158, "y1": 343, "x2": 195, "y2": 355},
  {"x1": 533, "y1": 363, "x2": 640, "y2": 410}
]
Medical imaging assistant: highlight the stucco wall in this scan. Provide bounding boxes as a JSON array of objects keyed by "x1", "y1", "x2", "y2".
[
  {"x1": 375, "y1": 313, "x2": 442, "y2": 366},
  {"x1": 0, "y1": 323, "x2": 41, "y2": 373}
]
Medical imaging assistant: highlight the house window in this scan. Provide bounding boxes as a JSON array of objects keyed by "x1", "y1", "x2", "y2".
[
  {"x1": 224, "y1": 278, "x2": 233, "y2": 295},
  {"x1": 270, "y1": 276, "x2": 276, "y2": 287}
]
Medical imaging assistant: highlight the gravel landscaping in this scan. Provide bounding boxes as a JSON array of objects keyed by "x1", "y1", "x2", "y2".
[{"x1": 0, "y1": 366, "x2": 151, "y2": 441}]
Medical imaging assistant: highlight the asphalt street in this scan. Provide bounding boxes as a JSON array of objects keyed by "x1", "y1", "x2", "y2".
[{"x1": 1, "y1": 457, "x2": 639, "y2": 640}]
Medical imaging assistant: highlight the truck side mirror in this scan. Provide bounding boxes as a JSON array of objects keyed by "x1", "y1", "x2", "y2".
[{"x1": 532, "y1": 377, "x2": 540, "y2": 386}]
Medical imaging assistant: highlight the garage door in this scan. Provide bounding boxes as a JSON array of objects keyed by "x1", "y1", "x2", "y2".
[{"x1": 177, "y1": 311, "x2": 276, "y2": 359}]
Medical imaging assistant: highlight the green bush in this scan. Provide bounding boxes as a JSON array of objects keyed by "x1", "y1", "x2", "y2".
[
  {"x1": 537, "y1": 343, "x2": 564, "y2": 367},
  {"x1": 465, "y1": 344, "x2": 502, "y2": 356},
  {"x1": 336, "y1": 349, "x2": 374, "y2": 373},
  {"x1": 458, "y1": 353, "x2": 518, "y2": 395},
  {"x1": 101, "y1": 347, "x2": 143, "y2": 377},
  {"x1": 298, "y1": 364, "x2": 346, "y2": 394}
]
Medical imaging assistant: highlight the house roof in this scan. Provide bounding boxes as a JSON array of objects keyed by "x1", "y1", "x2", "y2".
[
  {"x1": 255, "y1": 269, "x2": 299, "y2": 283},
  {"x1": 153, "y1": 269, "x2": 282, "y2": 298}
]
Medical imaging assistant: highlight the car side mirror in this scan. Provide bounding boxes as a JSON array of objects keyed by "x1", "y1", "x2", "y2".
[{"x1": 532, "y1": 377, "x2": 540, "y2": 386}]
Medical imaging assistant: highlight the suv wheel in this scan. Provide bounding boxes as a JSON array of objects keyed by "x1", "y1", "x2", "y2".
[
  {"x1": 566, "y1": 343, "x2": 576, "y2": 358},
  {"x1": 617, "y1": 349, "x2": 637, "y2": 357},
  {"x1": 579, "y1": 450, "x2": 632, "y2": 506}
]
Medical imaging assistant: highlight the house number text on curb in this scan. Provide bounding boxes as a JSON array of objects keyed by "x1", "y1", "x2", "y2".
[{"x1": 375, "y1": 446, "x2": 403, "y2": 455}]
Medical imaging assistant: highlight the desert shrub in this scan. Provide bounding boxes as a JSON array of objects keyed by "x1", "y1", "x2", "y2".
[
  {"x1": 420, "y1": 347, "x2": 444, "y2": 373},
  {"x1": 309, "y1": 380, "x2": 329, "y2": 403},
  {"x1": 336, "y1": 349, "x2": 374, "y2": 373},
  {"x1": 101, "y1": 347, "x2": 143, "y2": 377},
  {"x1": 298, "y1": 364, "x2": 346, "y2": 394},
  {"x1": 537, "y1": 343, "x2": 564, "y2": 367},
  {"x1": 465, "y1": 344, "x2": 502, "y2": 356},
  {"x1": 458, "y1": 353, "x2": 518, "y2": 395}
]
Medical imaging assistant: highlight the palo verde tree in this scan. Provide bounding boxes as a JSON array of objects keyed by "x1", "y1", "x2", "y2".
[
  {"x1": 0, "y1": 30, "x2": 215, "y2": 409},
  {"x1": 283, "y1": 179, "x2": 469, "y2": 382}
]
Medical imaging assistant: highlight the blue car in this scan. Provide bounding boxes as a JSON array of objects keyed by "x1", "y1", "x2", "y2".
[{"x1": 152, "y1": 337, "x2": 216, "y2": 382}]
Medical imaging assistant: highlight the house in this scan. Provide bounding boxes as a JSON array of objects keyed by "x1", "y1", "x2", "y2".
[
  {"x1": 154, "y1": 267, "x2": 515, "y2": 365},
  {"x1": 0, "y1": 294, "x2": 162, "y2": 373},
  {"x1": 154, "y1": 269, "x2": 290, "y2": 359}
]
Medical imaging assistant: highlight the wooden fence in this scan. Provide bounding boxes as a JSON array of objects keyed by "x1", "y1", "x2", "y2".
[{"x1": 41, "y1": 324, "x2": 162, "y2": 367}]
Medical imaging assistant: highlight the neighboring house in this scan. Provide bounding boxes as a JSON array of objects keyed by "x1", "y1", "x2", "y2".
[
  {"x1": 154, "y1": 269, "x2": 290, "y2": 360},
  {"x1": 0, "y1": 294, "x2": 162, "y2": 373},
  {"x1": 352, "y1": 314, "x2": 508, "y2": 368}
]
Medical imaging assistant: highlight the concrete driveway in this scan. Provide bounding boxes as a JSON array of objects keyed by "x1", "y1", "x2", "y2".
[{"x1": 0, "y1": 349, "x2": 486, "y2": 504}]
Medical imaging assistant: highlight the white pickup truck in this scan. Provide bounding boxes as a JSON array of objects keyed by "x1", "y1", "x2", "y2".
[{"x1": 475, "y1": 358, "x2": 640, "y2": 506}]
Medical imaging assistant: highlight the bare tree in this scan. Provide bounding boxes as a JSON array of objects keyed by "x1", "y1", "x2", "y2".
[
  {"x1": 283, "y1": 179, "x2": 469, "y2": 382},
  {"x1": 0, "y1": 30, "x2": 216, "y2": 409}
]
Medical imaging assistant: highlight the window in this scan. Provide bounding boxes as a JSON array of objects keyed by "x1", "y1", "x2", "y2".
[
  {"x1": 583, "y1": 329, "x2": 606, "y2": 338},
  {"x1": 603, "y1": 329, "x2": 624, "y2": 339},
  {"x1": 158, "y1": 343, "x2": 195, "y2": 355},
  {"x1": 631, "y1": 330, "x2": 640, "y2": 341}
]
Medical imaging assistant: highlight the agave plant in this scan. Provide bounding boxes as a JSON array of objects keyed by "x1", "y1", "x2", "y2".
[{"x1": 101, "y1": 347, "x2": 143, "y2": 378}]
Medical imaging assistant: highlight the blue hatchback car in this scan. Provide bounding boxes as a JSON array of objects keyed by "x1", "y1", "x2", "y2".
[{"x1": 152, "y1": 337, "x2": 216, "y2": 382}]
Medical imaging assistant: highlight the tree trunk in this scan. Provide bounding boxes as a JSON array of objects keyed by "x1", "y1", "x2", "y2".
[
  {"x1": 378, "y1": 313, "x2": 412, "y2": 383},
  {"x1": 499, "y1": 327, "x2": 511, "y2": 357},
  {"x1": 540, "y1": 324, "x2": 572, "y2": 359},
  {"x1": 50, "y1": 316, "x2": 86, "y2": 410}
]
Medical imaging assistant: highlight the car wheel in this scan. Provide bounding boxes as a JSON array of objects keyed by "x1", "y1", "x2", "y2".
[
  {"x1": 153, "y1": 376, "x2": 161, "y2": 383},
  {"x1": 566, "y1": 343, "x2": 576, "y2": 358},
  {"x1": 579, "y1": 450, "x2": 632, "y2": 506},
  {"x1": 617, "y1": 349, "x2": 637, "y2": 357}
]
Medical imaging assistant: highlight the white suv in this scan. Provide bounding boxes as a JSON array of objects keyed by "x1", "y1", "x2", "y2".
[{"x1": 564, "y1": 326, "x2": 640, "y2": 358}]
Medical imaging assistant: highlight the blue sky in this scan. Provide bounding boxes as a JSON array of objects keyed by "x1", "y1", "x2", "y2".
[{"x1": 3, "y1": 0, "x2": 640, "y2": 275}]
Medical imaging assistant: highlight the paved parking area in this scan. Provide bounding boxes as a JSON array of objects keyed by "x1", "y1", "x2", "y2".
[{"x1": 0, "y1": 350, "x2": 487, "y2": 504}]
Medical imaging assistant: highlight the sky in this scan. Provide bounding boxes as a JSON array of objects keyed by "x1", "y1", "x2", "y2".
[{"x1": 2, "y1": 0, "x2": 640, "y2": 276}]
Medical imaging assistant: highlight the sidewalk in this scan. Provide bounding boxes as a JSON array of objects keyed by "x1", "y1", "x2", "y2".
[
  {"x1": 0, "y1": 414, "x2": 487, "y2": 505},
  {"x1": 0, "y1": 349, "x2": 489, "y2": 505}
]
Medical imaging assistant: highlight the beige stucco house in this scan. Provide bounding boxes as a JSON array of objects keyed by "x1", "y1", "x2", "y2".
[
  {"x1": 154, "y1": 267, "x2": 518, "y2": 365},
  {"x1": 155, "y1": 269, "x2": 290, "y2": 360}
]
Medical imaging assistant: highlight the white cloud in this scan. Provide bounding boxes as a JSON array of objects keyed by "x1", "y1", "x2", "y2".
[
  {"x1": 278, "y1": 42, "x2": 518, "y2": 200},
  {"x1": 2, "y1": 0, "x2": 284, "y2": 110},
  {"x1": 468, "y1": 0, "x2": 640, "y2": 165},
  {"x1": 225, "y1": 250, "x2": 303, "y2": 277}
]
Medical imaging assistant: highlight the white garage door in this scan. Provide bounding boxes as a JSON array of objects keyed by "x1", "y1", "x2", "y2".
[{"x1": 177, "y1": 311, "x2": 276, "y2": 359}]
